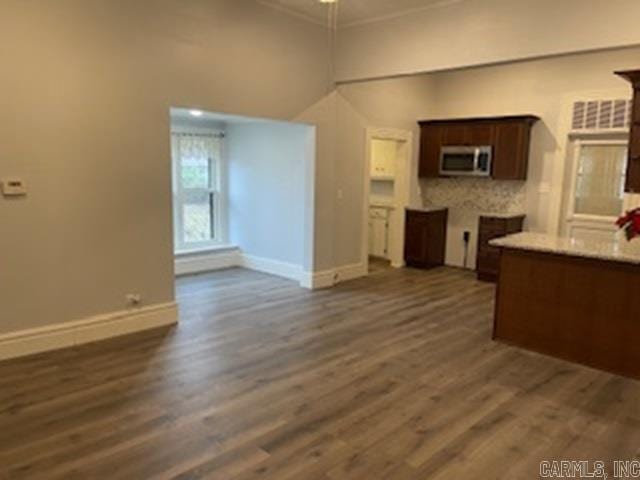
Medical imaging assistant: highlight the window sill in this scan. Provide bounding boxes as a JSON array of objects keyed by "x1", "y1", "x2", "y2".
[{"x1": 175, "y1": 244, "x2": 238, "y2": 257}]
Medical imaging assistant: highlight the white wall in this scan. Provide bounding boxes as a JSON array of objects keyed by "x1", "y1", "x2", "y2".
[
  {"x1": 227, "y1": 121, "x2": 313, "y2": 269},
  {"x1": 0, "y1": 0, "x2": 329, "y2": 334},
  {"x1": 336, "y1": 0, "x2": 640, "y2": 82}
]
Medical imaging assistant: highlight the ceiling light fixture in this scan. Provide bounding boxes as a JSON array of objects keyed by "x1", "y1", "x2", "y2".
[
  {"x1": 189, "y1": 109, "x2": 204, "y2": 117},
  {"x1": 318, "y1": 0, "x2": 337, "y2": 3}
]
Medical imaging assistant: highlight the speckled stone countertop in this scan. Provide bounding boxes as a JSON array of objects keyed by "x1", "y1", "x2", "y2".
[
  {"x1": 478, "y1": 211, "x2": 525, "y2": 219},
  {"x1": 490, "y1": 232, "x2": 640, "y2": 265},
  {"x1": 406, "y1": 206, "x2": 448, "y2": 213}
]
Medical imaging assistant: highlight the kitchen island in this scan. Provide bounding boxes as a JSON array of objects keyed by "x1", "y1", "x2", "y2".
[{"x1": 491, "y1": 232, "x2": 640, "y2": 379}]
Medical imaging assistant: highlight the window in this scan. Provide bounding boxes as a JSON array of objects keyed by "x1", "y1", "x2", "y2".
[
  {"x1": 171, "y1": 131, "x2": 224, "y2": 252},
  {"x1": 572, "y1": 142, "x2": 627, "y2": 218}
]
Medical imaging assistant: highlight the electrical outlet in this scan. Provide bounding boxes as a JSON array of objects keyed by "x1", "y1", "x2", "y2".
[
  {"x1": 1, "y1": 178, "x2": 27, "y2": 197},
  {"x1": 126, "y1": 293, "x2": 142, "y2": 306}
]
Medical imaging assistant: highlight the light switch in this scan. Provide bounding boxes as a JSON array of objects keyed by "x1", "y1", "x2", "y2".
[{"x1": 1, "y1": 178, "x2": 27, "y2": 197}]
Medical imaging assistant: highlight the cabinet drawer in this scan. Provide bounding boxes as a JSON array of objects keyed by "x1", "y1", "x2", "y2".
[
  {"x1": 477, "y1": 214, "x2": 525, "y2": 282},
  {"x1": 478, "y1": 244, "x2": 500, "y2": 257},
  {"x1": 479, "y1": 217, "x2": 507, "y2": 230}
]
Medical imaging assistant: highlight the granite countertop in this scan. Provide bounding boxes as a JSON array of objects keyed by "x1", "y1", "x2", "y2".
[
  {"x1": 478, "y1": 211, "x2": 525, "y2": 219},
  {"x1": 406, "y1": 206, "x2": 448, "y2": 213},
  {"x1": 490, "y1": 232, "x2": 640, "y2": 265}
]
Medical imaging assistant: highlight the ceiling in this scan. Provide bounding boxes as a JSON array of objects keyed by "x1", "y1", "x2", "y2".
[{"x1": 257, "y1": 0, "x2": 461, "y2": 27}]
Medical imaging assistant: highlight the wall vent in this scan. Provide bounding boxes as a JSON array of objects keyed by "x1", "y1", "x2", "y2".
[{"x1": 571, "y1": 99, "x2": 631, "y2": 131}]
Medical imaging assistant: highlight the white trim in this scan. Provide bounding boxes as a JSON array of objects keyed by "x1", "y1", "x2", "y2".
[
  {"x1": 255, "y1": 0, "x2": 328, "y2": 27},
  {"x1": 0, "y1": 303, "x2": 178, "y2": 362},
  {"x1": 171, "y1": 126, "x2": 225, "y2": 136},
  {"x1": 300, "y1": 262, "x2": 368, "y2": 290},
  {"x1": 239, "y1": 254, "x2": 303, "y2": 282},
  {"x1": 175, "y1": 249, "x2": 241, "y2": 276},
  {"x1": 174, "y1": 248, "x2": 365, "y2": 291},
  {"x1": 550, "y1": 90, "x2": 630, "y2": 235},
  {"x1": 564, "y1": 138, "x2": 628, "y2": 230},
  {"x1": 175, "y1": 244, "x2": 238, "y2": 256},
  {"x1": 175, "y1": 249, "x2": 304, "y2": 283},
  {"x1": 362, "y1": 127, "x2": 413, "y2": 273},
  {"x1": 300, "y1": 270, "x2": 333, "y2": 289},
  {"x1": 340, "y1": 0, "x2": 463, "y2": 29}
]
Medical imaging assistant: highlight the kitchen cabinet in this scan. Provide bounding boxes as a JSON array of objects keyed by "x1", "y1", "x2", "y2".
[
  {"x1": 418, "y1": 116, "x2": 539, "y2": 180},
  {"x1": 369, "y1": 207, "x2": 390, "y2": 258},
  {"x1": 418, "y1": 125, "x2": 443, "y2": 177},
  {"x1": 370, "y1": 139, "x2": 397, "y2": 179},
  {"x1": 615, "y1": 70, "x2": 640, "y2": 193},
  {"x1": 370, "y1": 155, "x2": 396, "y2": 179},
  {"x1": 476, "y1": 214, "x2": 525, "y2": 282},
  {"x1": 404, "y1": 208, "x2": 448, "y2": 268}
]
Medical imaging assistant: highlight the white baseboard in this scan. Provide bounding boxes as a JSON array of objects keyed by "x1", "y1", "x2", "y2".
[
  {"x1": 174, "y1": 249, "x2": 366, "y2": 291},
  {"x1": 337, "y1": 262, "x2": 368, "y2": 282},
  {"x1": 300, "y1": 269, "x2": 335, "y2": 289},
  {"x1": 239, "y1": 254, "x2": 302, "y2": 282},
  {"x1": 0, "y1": 302, "x2": 178, "y2": 362},
  {"x1": 300, "y1": 262, "x2": 368, "y2": 289},
  {"x1": 175, "y1": 249, "x2": 242, "y2": 276}
]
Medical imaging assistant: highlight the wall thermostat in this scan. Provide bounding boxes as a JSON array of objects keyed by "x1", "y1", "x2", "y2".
[{"x1": 1, "y1": 178, "x2": 27, "y2": 197}]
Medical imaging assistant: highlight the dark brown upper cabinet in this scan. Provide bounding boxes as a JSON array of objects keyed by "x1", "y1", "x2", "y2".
[
  {"x1": 418, "y1": 116, "x2": 539, "y2": 181},
  {"x1": 615, "y1": 69, "x2": 640, "y2": 193}
]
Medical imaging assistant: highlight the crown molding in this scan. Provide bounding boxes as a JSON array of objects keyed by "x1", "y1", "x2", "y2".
[
  {"x1": 340, "y1": 0, "x2": 466, "y2": 29},
  {"x1": 255, "y1": 0, "x2": 329, "y2": 27}
]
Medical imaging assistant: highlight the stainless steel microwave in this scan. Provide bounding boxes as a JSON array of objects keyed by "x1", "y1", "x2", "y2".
[{"x1": 440, "y1": 145, "x2": 492, "y2": 177}]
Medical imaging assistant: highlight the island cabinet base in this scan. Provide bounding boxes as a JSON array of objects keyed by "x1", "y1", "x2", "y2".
[{"x1": 494, "y1": 248, "x2": 640, "y2": 380}]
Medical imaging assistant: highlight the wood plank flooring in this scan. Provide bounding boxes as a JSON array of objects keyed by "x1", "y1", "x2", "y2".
[{"x1": 1, "y1": 266, "x2": 639, "y2": 479}]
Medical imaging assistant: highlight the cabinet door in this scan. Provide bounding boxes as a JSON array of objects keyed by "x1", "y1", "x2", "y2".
[
  {"x1": 493, "y1": 121, "x2": 529, "y2": 180},
  {"x1": 369, "y1": 216, "x2": 388, "y2": 258},
  {"x1": 626, "y1": 124, "x2": 640, "y2": 193},
  {"x1": 419, "y1": 125, "x2": 442, "y2": 177},
  {"x1": 626, "y1": 90, "x2": 640, "y2": 193},
  {"x1": 442, "y1": 124, "x2": 470, "y2": 145},
  {"x1": 404, "y1": 214, "x2": 429, "y2": 264},
  {"x1": 426, "y1": 211, "x2": 447, "y2": 265},
  {"x1": 468, "y1": 123, "x2": 495, "y2": 145}
]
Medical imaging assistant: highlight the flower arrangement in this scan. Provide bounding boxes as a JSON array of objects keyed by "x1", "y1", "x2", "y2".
[{"x1": 616, "y1": 208, "x2": 640, "y2": 240}]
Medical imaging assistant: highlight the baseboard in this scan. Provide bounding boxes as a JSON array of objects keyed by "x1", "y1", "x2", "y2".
[
  {"x1": 337, "y1": 262, "x2": 368, "y2": 282},
  {"x1": 240, "y1": 254, "x2": 303, "y2": 282},
  {"x1": 300, "y1": 269, "x2": 335, "y2": 289},
  {"x1": 300, "y1": 262, "x2": 368, "y2": 290},
  {"x1": 0, "y1": 302, "x2": 178, "y2": 362},
  {"x1": 174, "y1": 249, "x2": 365, "y2": 291},
  {"x1": 175, "y1": 249, "x2": 242, "y2": 276}
]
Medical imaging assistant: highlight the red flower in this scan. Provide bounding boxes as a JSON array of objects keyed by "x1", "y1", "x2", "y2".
[{"x1": 617, "y1": 208, "x2": 640, "y2": 240}]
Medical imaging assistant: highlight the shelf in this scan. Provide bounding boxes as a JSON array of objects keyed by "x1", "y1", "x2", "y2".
[{"x1": 371, "y1": 175, "x2": 395, "y2": 181}]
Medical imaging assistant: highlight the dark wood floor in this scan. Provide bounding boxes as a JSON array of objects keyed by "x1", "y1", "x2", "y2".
[{"x1": 1, "y1": 266, "x2": 639, "y2": 479}]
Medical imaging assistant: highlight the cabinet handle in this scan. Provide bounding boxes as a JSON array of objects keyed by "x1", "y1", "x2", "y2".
[{"x1": 632, "y1": 155, "x2": 640, "y2": 162}]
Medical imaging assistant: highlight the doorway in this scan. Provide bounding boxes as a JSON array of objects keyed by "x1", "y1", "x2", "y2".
[
  {"x1": 361, "y1": 128, "x2": 413, "y2": 274},
  {"x1": 169, "y1": 107, "x2": 316, "y2": 286},
  {"x1": 561, "y1": 137, "x2": 628, "y2": 241}
]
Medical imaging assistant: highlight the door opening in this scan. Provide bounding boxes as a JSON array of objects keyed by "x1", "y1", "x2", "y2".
[{"x1": 362, "y1": 128, "x2": 413, "y2": 274}]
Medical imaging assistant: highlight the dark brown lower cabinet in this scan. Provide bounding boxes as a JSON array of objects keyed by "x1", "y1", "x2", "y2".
[
  {"x1": 476, "y1": 214, "x2": 525, "y2": 282},
  {"x1": 404, "y1": 208, "x2": 448, "y2": 268},
  {"x1": 494, "y1": 248, "x2": 640, "y2": 379}
]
